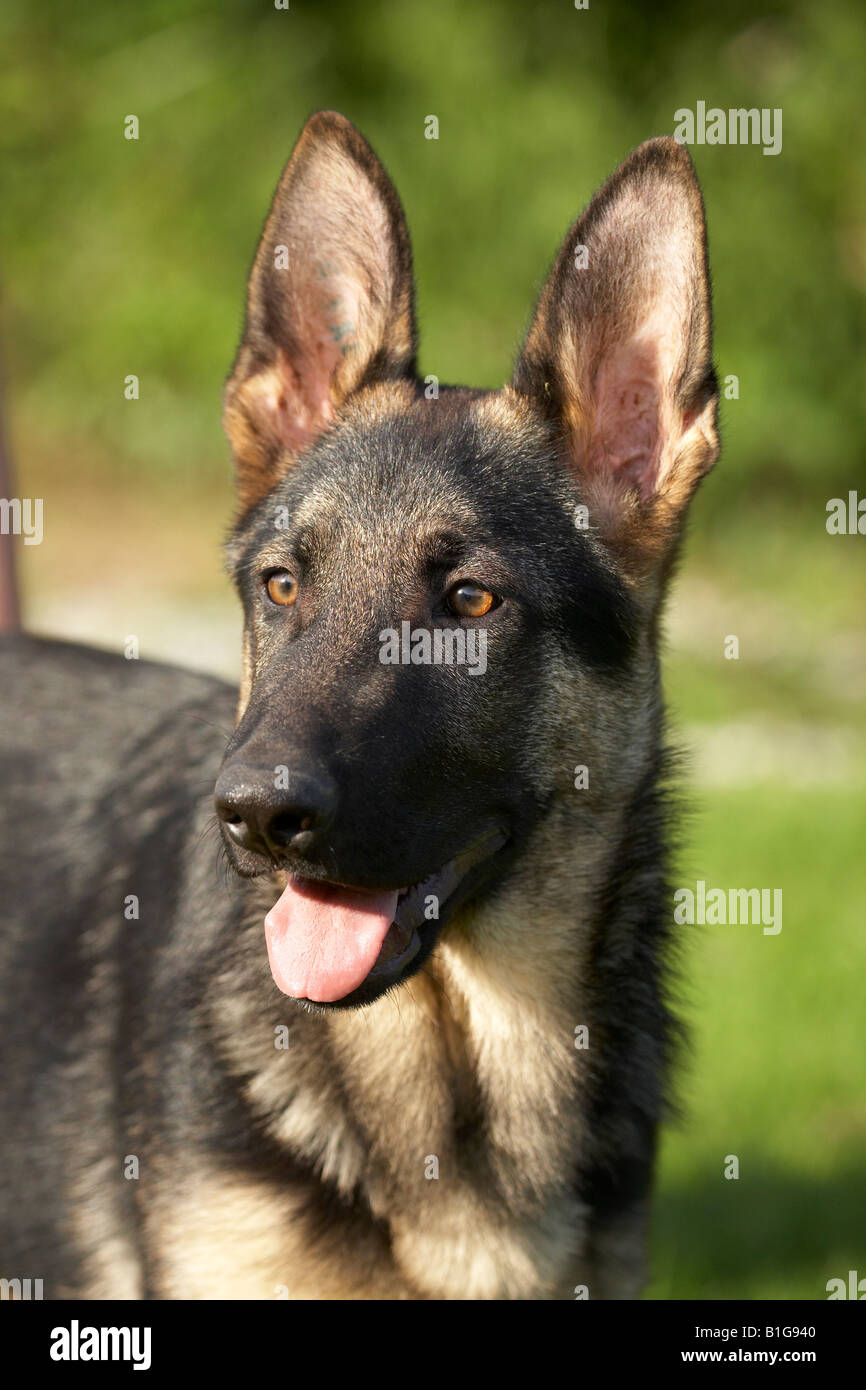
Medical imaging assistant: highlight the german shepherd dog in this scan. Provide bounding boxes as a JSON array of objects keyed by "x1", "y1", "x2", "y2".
[{"x1": 0, "y1": 112, "x2": 718, "y2": 1300}]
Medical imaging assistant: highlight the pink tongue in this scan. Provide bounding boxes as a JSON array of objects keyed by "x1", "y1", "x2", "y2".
[{"x1": 264, "y1": 877, "x2": 399, "y2": 1003}]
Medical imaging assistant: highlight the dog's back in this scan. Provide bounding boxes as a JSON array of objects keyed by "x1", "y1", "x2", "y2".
[{"x1": 0, "y1": 636, "x2": 238, "y2": 1296}]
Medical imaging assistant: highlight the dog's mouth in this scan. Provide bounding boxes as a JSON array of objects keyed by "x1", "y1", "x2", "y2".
[{"x1": 263, "y1": 826, "x2": 508, "y2": 1007}]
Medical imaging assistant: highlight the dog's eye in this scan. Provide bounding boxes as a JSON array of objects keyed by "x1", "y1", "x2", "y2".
[
  {"x1": 265, "y1": 571, "x2": 299, "y2": 607},
  {"x1": 446, "y1": 582, "x2": 498, "y2": 618}
]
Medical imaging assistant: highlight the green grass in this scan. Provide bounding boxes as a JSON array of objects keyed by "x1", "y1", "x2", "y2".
[{"x1": 648, "y1": 782, "x2": 866, "y2": 1299}]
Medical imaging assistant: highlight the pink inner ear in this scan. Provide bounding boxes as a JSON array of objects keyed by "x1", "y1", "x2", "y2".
[
  {"x1": 264, "y1": 266, "x2": 361, "y2": 456},
  {"x1": 590, "y1": 336, "x2": 671, "y2": 499},
  {"x1": 262, "y1": 352, "x2": 334, "y2": 458}
]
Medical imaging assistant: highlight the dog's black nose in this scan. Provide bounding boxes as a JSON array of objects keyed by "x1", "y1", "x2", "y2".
[{"x1": 214, "y1": 765, "x2": 338, "y2": 858}]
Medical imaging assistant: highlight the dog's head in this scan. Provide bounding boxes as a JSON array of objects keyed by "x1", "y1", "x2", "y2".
[{"x1": 214, "y1": 111, "x2": 718, "y2": 1009}]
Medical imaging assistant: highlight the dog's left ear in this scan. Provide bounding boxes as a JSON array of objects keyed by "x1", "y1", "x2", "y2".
[
  {"x1": 224, "y1": 111, "x2": 416, "y2": 508},
  {"x1": 513, "y1": 137, "x2": 719, "y2": 573}
]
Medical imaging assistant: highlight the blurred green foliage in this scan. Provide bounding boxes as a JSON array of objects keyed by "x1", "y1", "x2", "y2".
[
  {"x1": 648, "y1": 780, "x2": 866, "y2": 1299},
  {"x1": 1, "y1": 0, "x2": 864, "y2": 510}
]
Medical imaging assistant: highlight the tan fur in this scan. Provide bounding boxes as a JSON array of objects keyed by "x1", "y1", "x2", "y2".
[
  {"x1": 237, "y1": 626, "x2": 255, "y2": 721},
  {"x1": 69, "y1": 1158, "x2": 142, "y2": 1300},
  {"x1": 151, "y1": 1171, "x2": 410, "y2": 1300}
]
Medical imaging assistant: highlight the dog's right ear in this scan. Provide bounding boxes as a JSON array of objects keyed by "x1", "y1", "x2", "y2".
[{"x1": 224, "y1": 111, "x2": 416, "y2": 508}]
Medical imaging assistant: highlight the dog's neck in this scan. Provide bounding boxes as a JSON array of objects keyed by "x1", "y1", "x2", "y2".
[{"x1": 210, "y1": 787, "x2": 645, "y2": 1298}]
